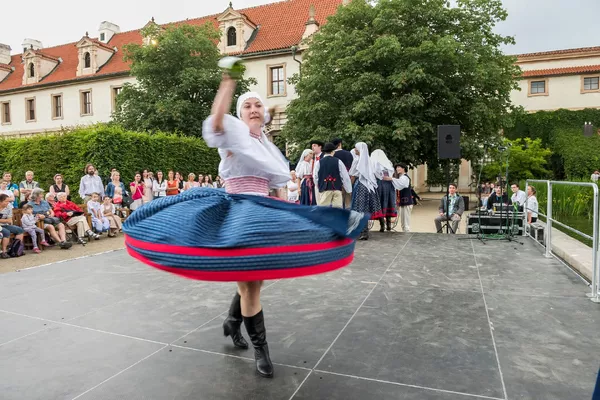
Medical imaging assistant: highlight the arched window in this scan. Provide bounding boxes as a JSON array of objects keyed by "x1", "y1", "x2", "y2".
[
  {"x1": 84, "y1": 52, "x2": 91, "y2": 69},
  {"x1": 28, "y1": 62, "x2": 35, "y2": 78},
  {"x1": 227, "y1": 27, "x2": 237, "y2": 47}
]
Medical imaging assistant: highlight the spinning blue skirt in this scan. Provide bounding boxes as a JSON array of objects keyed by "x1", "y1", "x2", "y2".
[{"x1": 123, "y1": 188, "x2": 369, "y2": 281}]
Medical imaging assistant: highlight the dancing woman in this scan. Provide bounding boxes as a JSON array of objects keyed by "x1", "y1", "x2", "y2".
[
  {"x1": 349, "y1": 143, "x2": 382, "y2": 240},
  {"x1": 295, "y1": 149, "x2": 316, "y2": 205},
  {"x1": 123, "y1": 68, "x2": 368, "y2": 378}
]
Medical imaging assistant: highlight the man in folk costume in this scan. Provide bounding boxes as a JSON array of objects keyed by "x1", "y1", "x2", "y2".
[
  {"x1": 332, "y1": 138, "x2": 354, "y2": 209},
  {"x1": 394, "y1": 163, "x2": 419, "y2": 232},
  {"x1": 311, "y1": 140, "x2": 324, "y2": 162},
  {"x1": 313, "y1": 142, "x2": 352, "y2": 208},
  {"x1": 371, "y1": 150, "x2": 410, "y2": 232}
]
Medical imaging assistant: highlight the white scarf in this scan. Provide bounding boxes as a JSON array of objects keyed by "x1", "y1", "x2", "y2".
[
  {"x1": 370, "y1": 149, "x2": 395, "y2": 176},
  {"x1": 349, "y1": 142, "x2": 377, "y2": 192}
]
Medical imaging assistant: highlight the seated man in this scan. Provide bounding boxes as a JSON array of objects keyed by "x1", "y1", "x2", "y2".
[
  {"x1": 0, "y1": 194, "x2": 25, "y2": 258},
  {"x1": 435, "y1": 183, "x2": 464, "y2": 234},
  {"x1": 510, "y1": 182, "x2": 527, "y2": 209},
  {"x1": 487, "y1": 186, "x2": 512, "y2": 211}
]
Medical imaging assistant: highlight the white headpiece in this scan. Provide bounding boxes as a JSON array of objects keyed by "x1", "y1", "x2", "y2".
[
  {"x1": 296, "y1": 149, "x2": 313, "y2": 169},
  {"x1": 370, "y1": 149, "x2": 394, "y2": 172},
  {"x1": 236, "y1": 92, "x2": 271, "y2": 125},
  {"x1": 350, "y1": 142, "x2": 378, "y2": 192}
]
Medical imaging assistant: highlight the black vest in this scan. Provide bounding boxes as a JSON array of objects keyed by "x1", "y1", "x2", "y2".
[
  {"x1": 398, "y1": 175, "x2": 413, "y2": 206},
  {"x1": 318, "y1": 156, "x2": 343, "y2": 192}
]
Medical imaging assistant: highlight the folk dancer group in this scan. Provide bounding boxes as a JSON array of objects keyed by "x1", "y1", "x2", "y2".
[{"x1": 297, "y1": 140, "x2": 415, "y2": 240}]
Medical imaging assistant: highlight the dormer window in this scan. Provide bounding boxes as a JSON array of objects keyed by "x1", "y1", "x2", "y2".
[
  {"x1": 227, "y1": 27, "x2": 237, "y2": 46},
  {"x1": 75, "y1": 35, "x2": 115, "y2": 77},
  {"x1": 84, "y1": 52, "x2": 91, "y2": 69},
  {"x1": 28, "y1": 63, "x2": 35, "y2": 78},
  {"x1": 100, "y1": 33, "x2": 105, "y2": 42}
]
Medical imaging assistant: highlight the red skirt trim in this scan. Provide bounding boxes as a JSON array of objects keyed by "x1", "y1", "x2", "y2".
[
  {"x1": 126, "y1": 246, "x2": 355, "y2": 282},
  {"x1": 125, "y1": 235, "x2": 353, "y2": 257}
]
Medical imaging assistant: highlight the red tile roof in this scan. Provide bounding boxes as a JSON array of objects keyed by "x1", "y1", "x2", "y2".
[
  {"x1": 0, "y1": 0, "x2": 343, "y2": 93},
  {"x1": 521, "y1": 64, "x2": 600, "y2": 78},
  {"x1": 517, "y1": 46, "x2": 600, "y2": 59}
]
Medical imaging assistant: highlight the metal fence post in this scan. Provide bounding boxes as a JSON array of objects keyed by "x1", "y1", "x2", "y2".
[
  {"x1": 545, "y1": 181, "x2": 552, "y2": 258},
  {"x1": 590, "y1": 185, "x2": 600, "y2": 303}
]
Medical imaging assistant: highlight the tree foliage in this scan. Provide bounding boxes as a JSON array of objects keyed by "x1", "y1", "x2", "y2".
[
  {"x1": 282, "y1": 0, "x2": 520, "y2": 166},
  {"x1": 112, "y1": 23, "x2": 255, "y2": 136},
  {"x1": 0, "y1": 125, "x2": 220, "y2": 202},
  {"x1": 480, "y1": 138, "x2": 552, "y2": 182}
]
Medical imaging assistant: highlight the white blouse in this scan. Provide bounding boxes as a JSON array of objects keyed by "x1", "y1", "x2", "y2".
[
  {"x1": 202, "y1": 115, "x2": 290, "y2": 191},
  {"x1": 287, "y1": 180, "x2": 299, "y2": 202},
  {"x1": 295, "y1": 161, "x2": 313, "y2": 179},
  {"x1": 526, "y1": 195, "x2": 539, "y2": 218}
]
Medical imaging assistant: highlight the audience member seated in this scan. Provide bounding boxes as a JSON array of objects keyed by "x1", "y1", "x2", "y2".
[
  {"x1": 19, "y1": 171, "x2": 40, "y2": 204},
  {"x1": 526, "y1": 185, "x2": 539, "y2": 223},
  {"x1": 87, "y1": 193, "x2": 110, "y2": 234},
  {"x1": 0, "y1": 194, "x2": 25, "y2": 258},
  {"x1": 486, "y1": 186, "x2": 512, "y2": 211},
  {"x1": 28, "y1": 188, "x2": 72, "y2": 249},
  {"x1": 510, "y1": 183, "x2": 527, "y2": 208},
  {"x1": 49, "y1": 173, "x2": 70, "y2": 201},
  {"x1": 434, "y1": 183, "x2": 464, "y2": 234},
  {"x1": 54, "y1": 192, "x2": 100, "y2": 245},
  {"x1": 20, "y1": 204, "x2": 50, "y2": 253},
  {"x1": 102, "y1": 196, "x2": 122, "y2": 237},
  {"x1": 2, "y1": 172, "x2": 20, "y2": 209}
]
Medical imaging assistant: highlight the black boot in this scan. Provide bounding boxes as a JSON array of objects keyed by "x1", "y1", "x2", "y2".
[
  {"x1": 378, "y1": 218, "x2": 385, "y2": 232},
  {"x1": 386, "y1": 216, "x2": 392, "y2": 231},
  {"x1": 243, "y1": 310, "x2": 274, "y2": 378},
  {"x1": 359, "y1": 227, "x2": 369, "y2": 240},
  {"x1": 222, "y1": 293, "x2": 248, "y2": 349}
]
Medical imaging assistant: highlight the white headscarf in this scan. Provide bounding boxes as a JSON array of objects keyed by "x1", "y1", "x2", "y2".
[
  {"x1": 295, "y1": 149, "x2": 313, "y2": 176},
  {"x1": 297, "y1": 149, "x2": 313, "y2": 168},
  {"x1": 349, "y1": 142, "x2": 378, "y2": 192},
  {"x1": 236, "y1": 92, "x2": 271, "y2": 125},
  {"x1": 370, "y1": 149, "x2": 394, "y2": 176}
]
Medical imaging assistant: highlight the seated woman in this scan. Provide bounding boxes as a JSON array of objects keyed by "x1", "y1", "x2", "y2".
[
  {"x1": 27, "y1": 188, "x2": 72, "y2": 249},
  {"x1": 49, "y1": 174, "x2": 70, "y2": 201},
  {"x1": 53, "y1": 192, "x2": 100, "y2": 245}
]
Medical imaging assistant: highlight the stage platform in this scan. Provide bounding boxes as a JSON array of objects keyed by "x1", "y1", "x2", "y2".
[{"x1": 0, "y1": 233, "x2": 598, "y2": 400}]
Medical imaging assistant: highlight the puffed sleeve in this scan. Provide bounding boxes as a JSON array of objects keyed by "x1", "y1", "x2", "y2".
[{"x1": 202, "y1": 114, "x2": 253, "y2": 152}]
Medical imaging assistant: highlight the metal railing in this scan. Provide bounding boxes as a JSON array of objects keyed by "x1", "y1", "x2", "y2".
[{"x1": 524, "y1": 180, "x2": 599, "y2": 303}]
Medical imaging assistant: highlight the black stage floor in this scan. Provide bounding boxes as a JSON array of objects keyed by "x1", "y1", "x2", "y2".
[{"x1": 1, "y1": 233, "x2": 599, "y2": 400}]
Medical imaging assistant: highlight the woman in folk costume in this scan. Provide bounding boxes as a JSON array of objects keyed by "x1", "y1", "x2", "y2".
[
  {"x1": 371, "y1": 149, "x2": 406, "y2": 232},
  {"x1": 295, "y1": 149, "x2": 316, "y2": 205},
  {"x1": 123, "y1": 65, "x2": 368, "y2": 378},
  {"x1": 349, "y1": 142, "x2": 383, "y2": 240}
]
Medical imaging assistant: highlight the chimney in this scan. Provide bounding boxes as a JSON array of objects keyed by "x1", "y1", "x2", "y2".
[
  {"x1": 22, "y1": 38, "x2": 43, "y2": 53},
  {"x1": 302, "y1": 5, "x2": 320, "y2": 41},
  {"x1": 0, "y1": 43, "x2": 11, "y2": 64},
  {"x1": 99, "y1": 21, "x2": 121, "y2": 43}
]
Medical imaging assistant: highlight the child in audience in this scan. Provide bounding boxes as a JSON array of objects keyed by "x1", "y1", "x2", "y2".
[
  {"x1": 21, "y1": 204, "x2": 50, "y2": 253},
  {"x1": 102, "y1": 196, "x2": 122, "y2": 237},
  {"x1": 87, "y1": 193, "x2": 110, "y2": 234}
]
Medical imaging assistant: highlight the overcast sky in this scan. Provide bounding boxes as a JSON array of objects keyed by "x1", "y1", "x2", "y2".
[{"x1": 1, "y1": 0, "x2": 598, "y2": 56}]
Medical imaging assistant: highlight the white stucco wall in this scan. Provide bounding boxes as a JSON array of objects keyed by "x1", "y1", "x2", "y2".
[
  {"x1": 511, "y1": 75, "x2": 600, "y2": 112},
  {"x1": 0, "y1": 76, "x2": 136, "y2": 136},
  {"x1": 243, "y1": 53, "x2": 303, "y2": 112}
]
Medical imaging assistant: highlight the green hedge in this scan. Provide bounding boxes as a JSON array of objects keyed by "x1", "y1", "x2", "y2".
[
  {"x1": 0, "y1": 124, "x2": 220, "y2": 202},
  {"x1": 504, "y1": 108, "x2": 600, "y2": 178}
]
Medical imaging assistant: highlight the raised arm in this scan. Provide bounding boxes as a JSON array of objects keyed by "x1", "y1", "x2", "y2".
[{"x1": 211, "y1": 75, "x2": 237, "y2": 134}]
